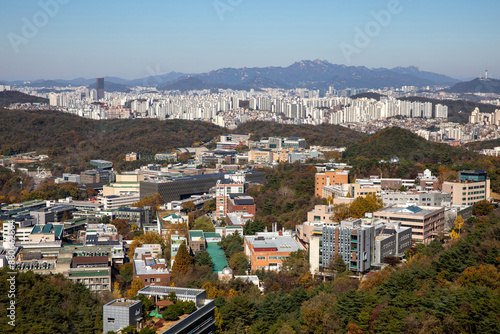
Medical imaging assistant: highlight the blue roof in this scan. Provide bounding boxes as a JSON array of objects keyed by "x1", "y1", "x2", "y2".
[{"x1": 399, "y1": 206, "x2": 422, "y2": 213}]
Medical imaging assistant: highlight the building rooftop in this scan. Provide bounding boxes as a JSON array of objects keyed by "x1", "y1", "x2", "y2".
[
  {"x1": 246, "y1": 235, "x2": 305, "y2": 253},
  {"x1": 72, "y1": 256, "x2": 109, "y2": 265},
  {"x1": 68, "y1": 269, "x2": 110, "y2": 277},
  {"x1": 138, "y1": 285, "x2": 205, "y2": 298},
  {"x1": 105, "y1": 299, "x2": 141, "y2": 308},
  {"x1": 134, "y1": 258, "x2": 169, "y2": 276},
  {"x1": 206, "y1": 242, "x2": 229, "y2": 272},
  {"x1": 375, "y1": 204, "x2": 443, "y2": 216}
]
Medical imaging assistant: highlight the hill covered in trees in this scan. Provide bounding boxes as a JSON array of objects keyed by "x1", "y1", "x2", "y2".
[
  {"x1": 234, "y1": 121, "x2": 366, "y2": 147},
  {"x1": 0, "y1": 91, "x2": 48, "y2": 108},
  {"x1": 343, "y1": 127, "x2": 478, "y2": 164},
  {"x1": 0, "y1": 269, "x2": 104, "y2": 333},
  {"x1": 0, "y1": 109, "x2": 225, "y2": 169}
]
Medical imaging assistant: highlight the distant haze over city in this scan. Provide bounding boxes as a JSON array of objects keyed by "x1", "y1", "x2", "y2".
[{"x1": 1, "y1": 0, "x2": 499, "y2": 80}]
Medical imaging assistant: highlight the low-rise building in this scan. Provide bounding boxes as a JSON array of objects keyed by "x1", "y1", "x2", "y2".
[
  {"x1": 244, "y1": 232, "x2": 305, "y2": 271},
  {"x1": 133, "y1": 255, "x2": 170, "y2": 286},
  {"x1": 103, "y1": 299, "x2": 143, "y2": 334}
]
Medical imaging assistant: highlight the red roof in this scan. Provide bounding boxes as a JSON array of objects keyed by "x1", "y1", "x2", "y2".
[{"x1": 72, "y1": 256, "x2": 108, "y2": 265}]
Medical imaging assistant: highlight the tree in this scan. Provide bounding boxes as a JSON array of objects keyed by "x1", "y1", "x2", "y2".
[
  {"x1": 219, "y1": 233, "x2": 244, "y2": 258},
  {"x1": 128, "y1": 279, "x2": 145, "y2": 298},
  {"x1": 472, "y1": 200, "x2": 494, "y2": 216},
  {"x1": 120, "y1": 263, "x2": 134, "y2": 284},
  {"x1": 86, "y1": 187, "x2": 97, "y2": 198},
  {"x1": 168, "y1": 291, "x2": 178, "y2": 303},
  {"x1": 331, "y1": 254, "x2": 347, "y2": 273},
  {"x1": 229, "y1": 251, "x2": 249, "y2": 275},
  {"x1": 281, "y1": 250, "x2": 309, "y2": 277},
  {"x1": 195, "y1": 250, "x2": 214, "y2": 268},
  {"x1": 132, "y1": 193, "x2": 164, "y2": 218},
  {"x1": 127, "y1": 232, "x2": 164, "y2": 258},
  {"x1": 171, "y1": 242, "x2": 193, "y2": 276},
  {"x1": 162, "y1": 305, "x2": 180, "y2": 321},
  {"x1": 202, "y1": 199, "x2": 216, "y2": 213},
  {"x1": 244, "y1": 219, "x2": 265, "y2": 235},
  {"x1": 182, "y1": 201, "x2": 196, "y2": 213},
  {"x1": 220, "y1": 296, "x2": 255, "y2": 332},
  {"x1": 454, "y1": 215, "x2": 465, "y2": 233}
]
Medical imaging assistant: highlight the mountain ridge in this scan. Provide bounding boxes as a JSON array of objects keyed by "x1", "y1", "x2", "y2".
[{"x1": 2, "y1": 60, "x2": 459, "y2": 91}]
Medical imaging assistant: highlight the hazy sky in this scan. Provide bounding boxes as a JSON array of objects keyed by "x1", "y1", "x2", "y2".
[{"x1": 1, "y1": 0, "x2": 499, "y2": 81}]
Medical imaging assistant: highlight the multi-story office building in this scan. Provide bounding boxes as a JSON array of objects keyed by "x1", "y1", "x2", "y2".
[
  {"x1": 214, "y1": 176, "x2": 245, "y2": 219},
  {"x1": 441, "y1": 170, "x2": 490, "y2": 206},
  {"x1": 373, "y1": 205, "x2": 444, "y2": 245},
  {"x1": 248, "y1": 149, "x2": 274, "y2": 164},
  {"x1": 114, "y1": 206, "x2": 152, "y2": 227},
  {"x1": 315, "y1": 169, "x2": 349, "y2": 198},
  {"x1": 309, "y1": 219, "x2": 372, "y2": 273},
  {"x1": 381, "y1": 191, "x2": 451, "y2": 207},
  {"x1": 96, "y1": 78, "x2": 105, "y2": 101},
  {"x1": 307, "y1": 218, "x2": 412, "y2": 274}
]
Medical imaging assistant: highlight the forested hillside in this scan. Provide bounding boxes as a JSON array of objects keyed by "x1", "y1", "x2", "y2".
[
  {"x1": 0, "y1": 109, "x2": 225, "y2": 169},
  {"x1": 248, "y1": 163, "x2": 322, "y2": 230},
  {"x1": 234, "y1": 121, "x2": 366, "y2": 147},
  {"x1": 0, "y1": 270, "x2": 104, "y2": 333},
  {"x1": 0, "y1": 91, "x2": 48, "y2": 108}
]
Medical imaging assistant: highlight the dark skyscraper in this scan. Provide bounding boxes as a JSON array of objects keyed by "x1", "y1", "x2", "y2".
[{"x1": 96, "y1": 77, "x2": 104, "y2": 100}]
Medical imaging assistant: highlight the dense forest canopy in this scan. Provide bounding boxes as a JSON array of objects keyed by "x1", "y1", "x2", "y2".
[
  {"x1": 0, "y1": 91, "x2": 48, "y2": 108},
  {"x1": 234, "y1": 121, "x2": 366, "y2": 147},
  {"x1": 0, "y1": 108, "x2": 225, "y2": 168}
]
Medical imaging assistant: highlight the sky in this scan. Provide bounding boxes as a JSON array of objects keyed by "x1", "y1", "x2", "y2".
[{"x1": 1, "y1": 0, "x2": 499, "y2": 81}]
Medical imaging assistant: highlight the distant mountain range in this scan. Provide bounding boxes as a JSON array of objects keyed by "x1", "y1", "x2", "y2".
[
  {"x1": 160, "y1": 60, "x2": 459, "y2": 92},
  {"x1": 2, "y1": 60, "x2": 463, "y2": 92}
]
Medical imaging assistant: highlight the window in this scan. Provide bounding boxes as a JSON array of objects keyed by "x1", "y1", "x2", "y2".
[
  {"x1": 107, "y1": 318, "x2": 115, "y2": 323},
  {"x1": 257, "y1": 256, "x2": 266, "y2": 260}
]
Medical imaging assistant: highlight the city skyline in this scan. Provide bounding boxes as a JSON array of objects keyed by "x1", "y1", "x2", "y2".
[{"x1": 1, "y1": 0, "x2": 499, "y2": 81}]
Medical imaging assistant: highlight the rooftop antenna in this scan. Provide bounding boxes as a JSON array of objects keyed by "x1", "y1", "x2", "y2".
[{"x1": 485, "y1": 66, "x2": 488, "y2": 80}]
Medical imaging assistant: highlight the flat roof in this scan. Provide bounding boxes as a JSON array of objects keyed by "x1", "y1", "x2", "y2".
[
  {"x1": 375, "y1": 205, "x2": 443, "y2": 216},
  {"x1": 138, "y1": 285, "x2": 204, "y2": 298},
  {"x1": 246, "y1": 235, "x2": 304, "y2": 253},
  {"x1": 68, "y1": 269, "x2": 110, "y2": 277},
  {"x1": 105, "y1": 299, "x2": 141, "y2": 308},
  {"x1": 72, "y1": 256, "x2": 108, "y2": 265}
]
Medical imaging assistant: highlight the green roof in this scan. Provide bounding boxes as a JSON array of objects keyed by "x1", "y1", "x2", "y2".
[
  {"x1": 189, "y1": 230, "x2": 204, "y2": 239},
  {"x1": 68, "y1": 270, "x2": 110, "y2": 277},
  {"x1": 206, "y1": 242, "x2": 229, "y2": 273},
  {"x1": 204, "y1": 232, "x2": 221, "y2": 238}
]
